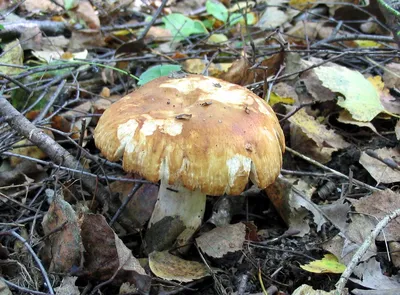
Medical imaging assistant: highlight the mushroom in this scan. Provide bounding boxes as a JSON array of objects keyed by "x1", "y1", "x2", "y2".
[{"x1": 94, "y1": 74, "x2": 285, "y2": 251}]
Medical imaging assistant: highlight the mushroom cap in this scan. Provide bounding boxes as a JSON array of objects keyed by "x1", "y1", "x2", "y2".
[{"x1": 94, "y1": 74, "x2": 285, "y2": 196}]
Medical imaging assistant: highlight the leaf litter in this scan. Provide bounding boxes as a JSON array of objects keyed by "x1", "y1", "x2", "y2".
[{"x1": 0, "y1": 0, "x2": 400, "y2": 294}]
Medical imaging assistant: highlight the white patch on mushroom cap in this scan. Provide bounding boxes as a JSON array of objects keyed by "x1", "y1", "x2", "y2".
[
  {"x1": 116, "y1": 119, "x2": 139, "y2": 156},
  {"x1": 226, "y1": 155, "x2": 252, "y2": 189},
  {"x1": 160, "y1": 78, "x2": 254, "y2": 105},
  {"x1": 140, "y1": 118, "x2": 183, "y2": 137},
  {"x1": 141, "y1": 120, "x2": 158, "y2": 136}
]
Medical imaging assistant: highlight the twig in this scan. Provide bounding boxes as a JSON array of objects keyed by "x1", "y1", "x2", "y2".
[
  {"x1": 0, "y1": 230, "x2": 54, "y2": 294},
  {"x1": 0, "y1": 97, "x2": 134, "y2": 229},
  {"x1": 2, "y1": 151, "x2": 152, "y2": 184},
  {"x1": 138, "y1": 0, "x2": 168, "y2": 40},
  {"x1": 0, "y1": 73, "x2": 32, "y2": 93},
  {"x1": 109, "y1": 183, "x2": 142, "y2": 226},
  {"x1": 365, "y1": 149, "x2": 400, "y2": 172},
  {"x1": 336, "y1": 208, "x2": 400, "y2": 294},
  {"x1": 286, "y1": 147, "x2": 380, "y2": 192},
  {"x1": 279, "y1": 102, "x2": 314, "y2": 123},
  {"x1": 33, "y1": 80, "x2": 66, "y2": 123}
]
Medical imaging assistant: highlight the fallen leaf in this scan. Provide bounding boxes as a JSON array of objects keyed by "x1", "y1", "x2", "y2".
[
  {"x1": 54, "y1": 276, "x2": 80, "y2": 295},
  {"x1": 359, "y1": 148, "x2": 400, "y2": 184},
  {"x1": 110, "y1": 180, "x2": 158, "y2": 230},
  {"x1": 196, "y1": 223, "x2": 246, "y2": 258},
  {"x1": 41, "y1": 192, "x2": 83, "y2": 273},
  {"x1": 349, "y1": 258, "x2": 400, "y2": 290},
  {"x1": 80, "y1": 214, "x2": 151, "y2": 291},
  {"x1": 350, "y1": 190, "x2": 400, "y2": 241},
  {"x1": 300, "y1": 254, "x2": 346, "y2": 274},
  {"x1": 21, "y1": 0, "x2": 62, "y2": 13},
  {"x1": 149, "y1": 251, "x2": 209, "y2": 282},
  {"x1": 138, "y1": 64, "x2": 182, "y2": 86},
  {"x1": 182, "y1": 59, "x2": 231, "y2": 77},
  {"x1": 314, "y1": 64, "x2": 384, "y2": 121},
  {"x1": 0, "y1": 279, "x2": 12, "y2": 295},
  {"x1": 0, "y1": 39, "x2": 24, "y2": 76},
  {"x1": 383, "y1": 62, "x2": 400, "y2": 88},
  {"x1": 368, "y1": 76, "x2": 400, "y2": 115},
  {"x1": 265, "y1": 175, "x2": 319, "y2": 236},
  {"x1": 163, "y1": 13, "x2": 208, "y2": 41},
  {"x1": 292, "y1": 284, "x2": 339, "y2": 295},
  {"x1": 72, "y1": 1, "x2": 100, "y2": 29},
  {"x1": 337, "y1": 110, "x2": 379, "y2": 134}
]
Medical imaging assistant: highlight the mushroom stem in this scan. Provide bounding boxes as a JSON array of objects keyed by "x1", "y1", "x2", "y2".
[
  {"x1": 149, "y1": 178, "x2": 206, "y2": 230},
  {"x1": 145, "y1": 177, "x2": 206, "y2": 252}
]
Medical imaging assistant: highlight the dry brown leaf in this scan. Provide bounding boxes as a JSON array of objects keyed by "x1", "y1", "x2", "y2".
[
  {"x1": 21, "y1": 0, "x2": 63, "y2": 13},
  {"x1": 149, "y1": 251, "x2": 209, "y2": 282},
  {"x1": 265, "y1": 175, "x2": 318, "y2": 236},
  {"x1": 73, "y1": 1, "x2": 100, "y2": 30},
  {"x1": 383, "y1": 63, "x2": 400, "y2": 89},
  {"x1": 41, "y1": 192, "x2": 83, "y2": 273},
  {"x1": 289, "y1": 108, "x2": 350, "y2": 163},
  {"x1": 196, "y1": 223, "x2": 246, "y2": 258},
  {"x1": 351, "y1": 190, "x2": 400, "y2": 241},
  {"x1": 220, "y1": 54, "x2": 283, "y2": 86},
  {"x1": 359, "y1": 148, "x2": 400, "y2": 184},
  {"x1": 182, "y1": 59, "x2": 231, "y2": 77},
  {"x1": 80, "y1": 214, "x2": 151, "y2": 291},
  {"x1": 68, "y1": 29, "x2": 105, "y2": 51},
  {"x1": 337, "y1": 110, "x2": 378, "y2": 134},
  {"x1": 109, "y1": 180, "x2": 158, "y2": 230}
]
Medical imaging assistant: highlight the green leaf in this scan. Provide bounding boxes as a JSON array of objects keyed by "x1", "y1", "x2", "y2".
[
  {"x1": 64, "y1": 0, "x2": 78, "y2": 10},
  {"x1": 206, "y1": 0, "x2": 228, "y2": 23},
  {"x1": 163, "y1": 13, "x2": 208, "y2": 41},
  {"x1": 229, "y1": 12, "x2": 256, "y2": 26},
  {"x1": 0, "y1": 24, "x2": 4, "y2": 30},
  {"x1": 314, "y1": 64, "x2": 384, "y2": 121},
  {"x1": 138, "y1": 65, "x2": 182, "y2": 86}
]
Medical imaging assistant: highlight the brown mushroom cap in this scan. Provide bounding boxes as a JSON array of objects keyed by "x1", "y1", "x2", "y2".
[{"x1": 94, "y1": 74, "x2": 285, "y2": 196}]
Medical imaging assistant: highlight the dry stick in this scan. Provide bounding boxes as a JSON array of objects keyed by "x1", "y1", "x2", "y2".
[
  {"x1": 0, "y1": 97, "x2": 133, "y2": 228},
  {"x1": 2, "y1": 151, "x2": 151, "y2": 184},
  {"x1": 285, "y1": 147, "x2": 380, "y2": 192},
  {"x1": 138, "y1": 0, "x2": 168, "y2": 40},
  {"x1": 336, "y1": 208, "x2": 400, "y2": 294}
]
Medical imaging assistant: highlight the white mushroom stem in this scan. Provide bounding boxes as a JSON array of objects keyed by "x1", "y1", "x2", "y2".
[{"x1": 149, "y1": 177, "x2": 206, "y2": 232}]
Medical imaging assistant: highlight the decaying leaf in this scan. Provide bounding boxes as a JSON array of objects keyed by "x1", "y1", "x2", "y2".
[
  {"x1": 350, "y1": 190, "x2": 400, "y2": 241},
  {"x1": 265, "y1": 175, "x2": 319, "y2": 236},
  {"x1": 182, "y1": 59, "x2": 231, "y2": 77},
  {"x1": 196, "y1": 223, "x2": 246, "y2": 258},
  {"x1": 292, "y1": 284, "x2": 340, "y2": 295},
  {"x1": 80, "y1": 214, "x2": 151, "y2": 291},
  {"x1": 54, "y1": 276, "x2": 80, "y2": 295},
  {"x1": 359, "y1": 148, "x2": 400, "y2": 184},
  {"x1": 349, "y1": 258, "x2": 400, "y2": 290},
  {"x1": 149, "y1": 251, "x2": 209, "y2": 282},
  {"x1": 383, "y1": 62, "x2": 400, "y2": 89},
  {"x1": 110, "y1": 181, "x2": 158, "y2": 230},
  {"x1": 41, "y1": 192, "x2": 83, "y2": 273},
  {"x1": 368, "y1": 75, "x2": 400, "y2": 115}
]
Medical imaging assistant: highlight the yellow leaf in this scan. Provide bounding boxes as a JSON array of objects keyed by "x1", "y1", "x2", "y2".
[
  {"x1": 269, "y1": 92, "x2": 295, "y2": 106},
  {"x1": 354, "y1": 40, "x2": 381, "y2": 48},
  {"x1": 300, "y1": 254, "x2": 346, "y2": 274}
]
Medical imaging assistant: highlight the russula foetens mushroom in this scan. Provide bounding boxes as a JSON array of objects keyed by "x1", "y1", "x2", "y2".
[{"x1": 94, "y1": 74, "x2": 285, "y2": 250}]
